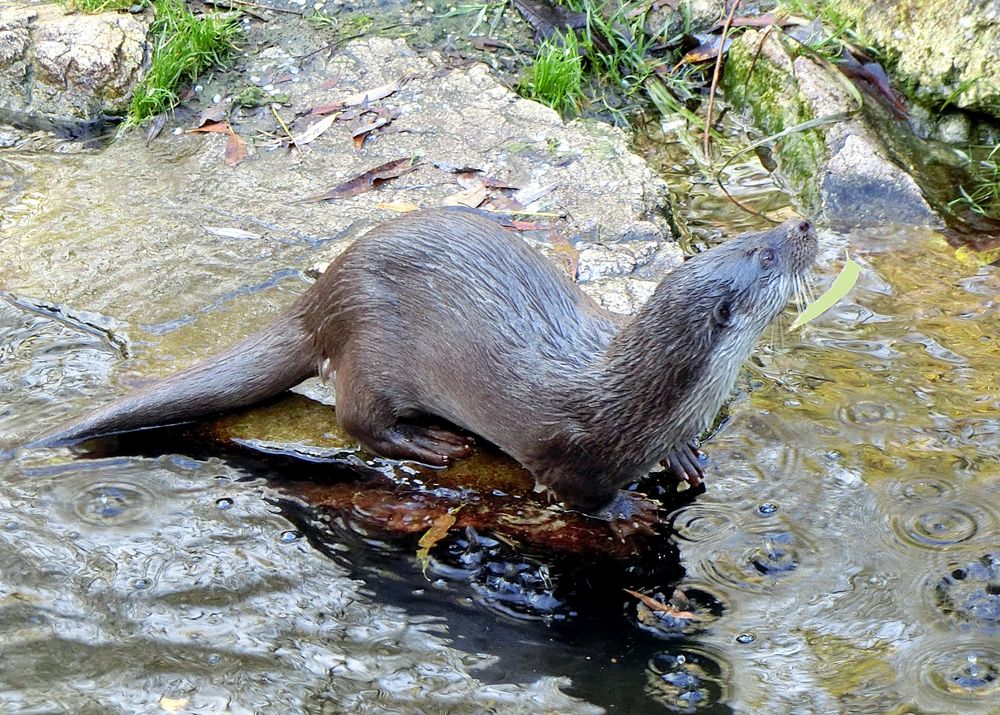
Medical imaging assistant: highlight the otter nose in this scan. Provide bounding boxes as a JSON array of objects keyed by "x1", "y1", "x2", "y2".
[{"x1": 797, "y1": 220, "x2": 811, "y2": 234}]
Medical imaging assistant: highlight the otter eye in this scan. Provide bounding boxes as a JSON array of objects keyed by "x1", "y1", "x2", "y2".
[
  {"x1": 760, "y1": 248, "x2": 776, "y2": 269},
  {"x1": 712, "y1": 301, "x2": 732, "y2": 328}
]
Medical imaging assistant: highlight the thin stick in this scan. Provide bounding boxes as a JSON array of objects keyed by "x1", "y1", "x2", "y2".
[
  {"x1": 270, "y1": 105, "x2": 298, "y2": 151},
  {"x1": 703, "y1": 0, "x2": 741, "y2": 165}
]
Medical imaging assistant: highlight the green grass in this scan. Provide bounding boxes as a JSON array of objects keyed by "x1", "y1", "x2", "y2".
[
  {"x1": 59, "y1": 0, "x2": 149, "y2": 12},
  {"x1": 949, "y1": 144, "x2": 1000, "y2": 219},
  {"x1": 511, "y1": 1, "x2": 700, "y2": 121},
  {"x1": 125, "y1": 0, "x2": 240, "y2": 127},
  {"x1": 518, "y1": 31, "x2": 585, "y2": 114}
]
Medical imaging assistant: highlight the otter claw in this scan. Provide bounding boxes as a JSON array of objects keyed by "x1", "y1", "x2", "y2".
[
  {"x1": 661, "y1": 441, "x2": 706, "y2": 487},
  {"x1": 593, "y1": 491, "x2": 662, "y2": 540}
]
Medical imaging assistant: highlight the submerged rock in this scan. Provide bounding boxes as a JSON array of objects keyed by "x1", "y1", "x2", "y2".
[
  {"x1": 723, "y1": 28, "x2": 942, "y2": 229},
  {"x1": 0, "y1": 3, "x2": 150, "y2": 130}
]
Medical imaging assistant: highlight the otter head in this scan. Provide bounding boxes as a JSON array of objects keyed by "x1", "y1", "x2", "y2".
[
  {"x1": 697, "y1": 217, "x2": 818, "y2": 345},
  {"x1": 613, "y1": 217, "x2": 818, "y2": 447}
]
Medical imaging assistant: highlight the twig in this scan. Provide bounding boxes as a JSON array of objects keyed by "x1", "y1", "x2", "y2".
[
  {"x1": 703, "y1": 0, "x2": 741, "y2": 165},
  {"x1": 270, "y1": 105, "x2": 298, "y2": 151}
]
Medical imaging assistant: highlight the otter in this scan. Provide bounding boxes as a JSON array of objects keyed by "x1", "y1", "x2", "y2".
[{"x1": 35, "y1": 209, "x2": 817, "y2": 526}]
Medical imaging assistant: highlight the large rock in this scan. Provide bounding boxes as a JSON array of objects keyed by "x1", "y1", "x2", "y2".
[
  {"x1": 0, "y1": 3, "x2": 150, "y2": 127},
  {"x1": 831, "y1": 0, "x2": 1000, "y2": 116},
  {"x1": 723, "y1": 28, "x2": 941, "y2": 228}
]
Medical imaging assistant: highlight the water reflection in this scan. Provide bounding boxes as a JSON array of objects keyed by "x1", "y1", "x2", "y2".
[{"x1": 3, "y1": 119, "x2": 1000, "y2": 714}]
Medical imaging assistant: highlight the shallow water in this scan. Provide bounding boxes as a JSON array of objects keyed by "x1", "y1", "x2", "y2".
[{"x1": 2, "y1": 124, "x2": 1000, "y2": 715}]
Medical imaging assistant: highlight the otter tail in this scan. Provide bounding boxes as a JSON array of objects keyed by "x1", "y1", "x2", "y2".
[{"x1": 32, "y1": 313, "x2": 318, "y2": 447}]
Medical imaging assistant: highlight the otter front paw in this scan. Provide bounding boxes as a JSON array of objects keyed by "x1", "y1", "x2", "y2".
[
  {"x1": 594, "y1": 491, "x2": 662, "y2": 540},
  {"x1": 660, "y1": 440, "x2": 706, "y2": 487}
]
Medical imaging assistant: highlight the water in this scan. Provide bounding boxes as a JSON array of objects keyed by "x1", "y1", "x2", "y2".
[{"x1": 2, "y1": 122, "x2": 1000, "y2": 713}]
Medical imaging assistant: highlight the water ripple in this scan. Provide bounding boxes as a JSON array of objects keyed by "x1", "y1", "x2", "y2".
[
  {"x1": 927, "y1": 552, "x2": 1000, "y2": 631},
  {"x1": 644, "y1": 644, "x2": 732, "y2": 713}
]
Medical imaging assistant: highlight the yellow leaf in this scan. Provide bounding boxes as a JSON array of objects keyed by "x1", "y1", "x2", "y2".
[
  {"x1": 416, "y1": 508, "x2": 461, "y2": 575},
  {"x1": 790, "y1": 258, "x2": 861, "y2": 330}
]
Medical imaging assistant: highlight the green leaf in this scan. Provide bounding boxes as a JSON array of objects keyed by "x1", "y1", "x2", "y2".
[{"x1": 790, "y1": 258, "x2": 861, "y2": 330}]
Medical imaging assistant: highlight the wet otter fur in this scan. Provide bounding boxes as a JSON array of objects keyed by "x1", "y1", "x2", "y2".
[{"x1": 35, "y1": 209, "x2": 817, "y2": 525}]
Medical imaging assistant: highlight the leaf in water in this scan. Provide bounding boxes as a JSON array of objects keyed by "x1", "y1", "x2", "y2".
[
  {"x1": 624, "y1": 589, "x2": 700, "y2": 621},
  {"x1": 416, "y1": 508, "x2": 460, "y2": 575},
  {"x1": 304, "y1": 157, "x2": 420, "y2": 201},
  {"x1": 789, "y1": 257, "x2": 861, "y2": 330},
  {"x1": 292, "y1": 114, "x2": 337, "y2": 146}
]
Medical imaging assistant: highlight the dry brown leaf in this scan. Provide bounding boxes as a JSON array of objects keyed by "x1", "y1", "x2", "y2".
[
  {"x1": 309, "y1": 77, "x2": 407, "y2": 116},
  {"x1": 292, "y1": 114, "x2": 337, "y2": 146},
  {"x1": 442, "y1": 183, "x2": 488, "y2": 209},
  {"x1": 416, "y1": 508, "x2": 460, "y2": 574},
  {"x1": 304, "y1": 157, "x2": 420, "y2": 202},
  {"x1": 224, "y1": 128, "x2": 249, "y2": 167},
  {"x1": 187, "y1": 121, "x2": 231, "y2": 134},
  {"x1": 377, "y1": 201, "x2": 421, "y2": 212},
  {"x1": 625, "y1": 589, "x2": 700, "y2": 620}
]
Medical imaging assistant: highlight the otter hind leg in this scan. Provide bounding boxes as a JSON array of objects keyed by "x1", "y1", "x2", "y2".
[
  {"x1": 365, "y1": 423, "x2": 473, "y2": 466},
  {"x1": 334, "y1": 358, "x2": 472, "y2": 466}
]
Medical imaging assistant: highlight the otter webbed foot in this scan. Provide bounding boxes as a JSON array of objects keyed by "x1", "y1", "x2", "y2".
[
  {"x1": 660, "y1": 440, "x2": 706, "y2": 487},
  {"x1": 593, "y1": 491, "x2": 662, "y2": 540},
  {"x1": 367, "y1": 424, "x2": 474, "y2": 467}
]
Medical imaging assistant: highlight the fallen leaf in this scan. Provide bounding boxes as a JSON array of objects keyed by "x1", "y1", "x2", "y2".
[
  {"x1": 549, "y1": 233, "x2": 579, "y2": 277},
  {"x1": 377, "y1": 201, "x2": 421, "y2": 212},
  {"x1": 625, "y1": 589, "x2": 700, "y2": 620},
  {"x1": 187, "y1": 121, "x2": 231, "y2": 134},
  {"x1": 204, "y1": 226, "x2": 262, "y2": 239},
  {"x1": 442, "y1": 183, "x2": 488, "y2": 208},
  {"x1": 513, "y1": 181, "x2": 558, "y2": 207},
  {"x1": 291, "y1": 114, "x2": 337, "y2": 146},
  {"x1": 224, "y1": 128, "x2": 249, "y2": 167},
  {"x1": 416, "y1": 508, "x2": 460, "y2": 574},
  {"x1": 790, "y1": 257, "x2": 861, "y2": 330},
  {"x1": 304, "y1": 157, "x2": 420, "y2": 201},
  {"x1": 351, "y1": 110, "x2": 396, "y2": 150},
  {"x1": 674, "y1": 35, "x2": 733, "y2": 70},
  {"x1": 194, "y1": 100, "x2": 228, "y2": 128},
  {"x1": 309, "y1": 77, "x2": 408, "y2": 116},
  {"x1": 146, "y1": 113, "x2": 167, "y2": 144}
]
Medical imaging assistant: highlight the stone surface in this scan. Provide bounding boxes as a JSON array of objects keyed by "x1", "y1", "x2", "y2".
[
  {"x1": 832, "y1": 0, "x2": 1000, "y2": 116},
  {"x1": 0, "y1": 2, "x2": 149, "y2": 125},
  {"x1": 724, "y1": 28, "x2": 941, "y2": 228}
]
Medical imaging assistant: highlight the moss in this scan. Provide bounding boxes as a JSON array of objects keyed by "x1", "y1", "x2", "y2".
[{"x1": 722, "y1": 35, "x2": 827, "y2": 212}]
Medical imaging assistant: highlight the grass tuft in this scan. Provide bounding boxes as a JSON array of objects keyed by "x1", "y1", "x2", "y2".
[
  {"x1": 125, "y1": 0, "x2": 240, "y2": 127},
  {"x1": 59, "y1": 0, "x2": 149, "y2": 12},
  {"x1": 950, "y1": 144, "x2": 1000, "y2": 219},
  {"x1": 518, "y1": 31, "x2": 585, "y2": 114}
]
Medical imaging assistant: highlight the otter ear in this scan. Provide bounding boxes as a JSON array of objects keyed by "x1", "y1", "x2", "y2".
[{"x1": 712, "y1": 300, "x2": 732, "y2": 328}]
